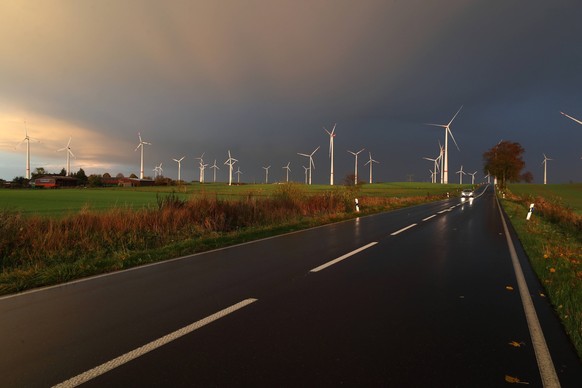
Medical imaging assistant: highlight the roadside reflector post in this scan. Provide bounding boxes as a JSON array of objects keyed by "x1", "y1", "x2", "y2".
[
  {"x1": 526, "y1": 203, "x2": 534, "y2": 220},
  {"x1": 355, "y1": 198, "x2": 360, "y2": 212}
]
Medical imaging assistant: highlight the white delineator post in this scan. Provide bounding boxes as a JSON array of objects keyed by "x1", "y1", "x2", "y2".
[
  {"x1": 526, "y1": 203, "x2": 534, "y2": 220},
  {"x1": 355, "y1": 198, "x2": 360, "y2": 212}
]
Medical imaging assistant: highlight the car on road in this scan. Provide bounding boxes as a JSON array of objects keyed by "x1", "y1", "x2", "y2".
[{"x1": 461, "y1": 189, "x2": 474, "y2": 198}]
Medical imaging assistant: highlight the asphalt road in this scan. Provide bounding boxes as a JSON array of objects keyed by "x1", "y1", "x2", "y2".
[{"x1": 1, "y1": 185, "x2": 580, "y2": 387}]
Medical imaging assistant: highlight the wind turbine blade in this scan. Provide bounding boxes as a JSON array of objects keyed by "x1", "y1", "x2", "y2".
[
  {"x1": 66, "y1": 137, "x2": 72, "y2": 147},
  {"x1": 68, "y1": 149, "x2": 75, "y2": 158},
  {"x1": 448, "y1": 128, "x2": 460, "y2": 151},
  {"x1": 448, "y1": 105, "x2": 463, "y2": 126},
  {"x1": 425, "y1": 123, "x2": 447, "y2": 128},
  {"x1": 134, "y1": 144, "x2": 141, "y2": 152},
  {"x1": 560, "y1": 111, "x2": 582, "y2": 125},
  {"x1": 311, "y1": 146, "x2": 320, "y2": 155},
  {"x1": 297, "y1": 153, "x2": 309, "y2": 157},
  {"x1": 330, "y1": 123, "x2": 336, "y2": 135},
  {"x1": 356, "y1": 148, "x2": 364, "y2": 154},
  {"x1": 57, "y1": 147, "x2": 66, "y2": 152}
]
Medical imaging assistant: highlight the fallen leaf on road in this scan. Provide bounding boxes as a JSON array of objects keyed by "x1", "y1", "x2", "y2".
[
  {"x1": 506, "y1": 286, "x2": 514, "y2": 291},
  {"x1": 508, "y1": 341, "x2": 525, "y2": 347},
  {"x1": 504, "y1": 375, "x2": 529, "y2": 384}
]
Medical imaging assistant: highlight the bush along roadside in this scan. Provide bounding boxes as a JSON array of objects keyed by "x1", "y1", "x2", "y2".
[{"x1": 501, "y1": 190, "x2": 582, "y2": 360}]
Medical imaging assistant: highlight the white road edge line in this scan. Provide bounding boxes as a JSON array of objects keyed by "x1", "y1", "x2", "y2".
[
  {"x1": 496, "y1": 195, "x2": 560, "y2": 387},
  {"x1": 52, "y1": 298, "x2": 258, "y2": 388},
  {"x1": 390, "y1": 223, "x2": 417, "y2": 236},
  {"x1": 422, "y1": 214, "x2": 437, "y2": 221},
  {"x1": 310, "y1": 242, "x2": 378, "y2": 273}
]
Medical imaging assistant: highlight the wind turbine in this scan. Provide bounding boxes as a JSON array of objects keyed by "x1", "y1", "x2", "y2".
[
  {"x1": 173, "y1": 156, "x2": 185, "y2": 182},
  {"x1": 485, "y1": 171, "x2": 491, "y2": 184},
  {"x1": 210, "y1": 160, "x2": 220, "y2": 183},
  {"x1": 297, "y1": 146, "x2": 320, "y2": 185},
  {"x1": 153, "y1": 162, "x2": 163, "y2": 178},
  {"x1": 542, "y1": 154, "x2": 553, "y2": 185},
  {"x1": 283, "y1": 162, "x2": 291, "y2": 183},
  {"x1": 468, "y1": 171, "x2": 477, "y2": 185},
  {"x1": 364, "y1": 152, "x2": 379, "y2": 184},
  {"x1": 195, "y1": 153, "x2": 206, "y2": 183},
  {"x1": 456, "y1": 165, "x2": 466, "y2": 185},
  {"x1": 323, "y1": 123, "x2": 336, "y2": 185},
  {"x1": 235, "y1": 166, "x2": 243, "y2": 184},
  {"x1": 426, "y1": 106, "x2": 462, "y2": 184},
  {"x1": 347, "y1": 148, "x2": 365, "y2": 185},
  {"x1": 302, "y1": 166, "x2": 309, "y2": 184},
  {"x1": 224, "y1": 150, "x2": 238, "y2": 186},
  {"x1": 429, "y1": 169, "x2": 437, "y2": 183},
  {"x1": 134, "y1": 132, "x2": 151, "y2": 179},
  {"x1": 263, "y1": 165, "x2": 271, "y2": 184},
  {"x1": 57, "y1": 137, "x2": 75, "y2": 176},
  {"x1": 15, "y1": 121, "x2": 39, "y2": 179},
  {"x1": 422, "y1": 155, "x2": 439, "y2": 184}
]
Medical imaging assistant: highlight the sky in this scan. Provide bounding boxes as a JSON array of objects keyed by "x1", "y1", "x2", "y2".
[{"x1": 1, "y1": 0, "x2": 582, "y2": 184}]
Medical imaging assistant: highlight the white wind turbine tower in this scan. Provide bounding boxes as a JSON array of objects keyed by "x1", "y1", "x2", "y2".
[
  {"x1": 364, "y1": 152, "x2": 379, "y2": 184},
  {"x1": 235, "y1": 166, "x2": 243, "y2": 184},
  {"x1": 57, "y1": 137, "x2": 75, "y2": 176},
  {"x1": 134, "y1": 132, "x2": 151, "y2": 179},
  {"x1": 263, "y1": 165, "x2": 271, "y2": 184},
  {"x1": 429, "y1": 169, "x2": 437, "y2": 183},
  {"x1": 283, "y1": 162, "x2": 291, "y2": 183},
  {"x1": 224, "y1": 150, "x2": 238, "y2": 186},
  {"x1": 485, "y1": 171, "x2": 491, "y2": 184},
  {"x1": 210, "y1": 160, "x2": 220, "y2": 183},
  {"x1": 15, "y1": 121, "x2": 40, "y2": 179},
  {"x1": 426, "y1": 106, "x2": 462, "y2": 184},
  {"x1": 173, "y1": 156, "x2": 185, "y2": 182},
  {"x1": 456, "y1": 165, "x2": 466, "y2": 185},
  {"x1": 468, "y1": 171, "x2": 477, "y2": 185},
  {"x1": 323, "y1": 123, "x2": 337, "y2": 185},
  {"x1": 542, "y1": 154, "x2": 553, "y2": 185},
  {"x1": 199, "y1": 160, "x2": 208, "y2": 183},
  {"x1": 297, "y1": 146, "x2": 320, "y2": 185},
  {"x1": 302, "y1": 166, "x2": 309, "y2": 184},
  {"x1": 347, "y1": 148, "x2": 365, "y2": 185}
]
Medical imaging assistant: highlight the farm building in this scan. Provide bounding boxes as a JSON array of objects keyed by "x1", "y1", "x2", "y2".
[
  {"x1": 34, "y1": 176, "x2": 79, "y2": 188},
  {"x1": 102, "y1": 177, "x2": 154, "y2": 187}
]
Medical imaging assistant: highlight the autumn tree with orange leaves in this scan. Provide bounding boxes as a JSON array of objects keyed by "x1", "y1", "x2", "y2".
[{"x1": 482, "y1": 141, "x2": 526, "y2": 189}]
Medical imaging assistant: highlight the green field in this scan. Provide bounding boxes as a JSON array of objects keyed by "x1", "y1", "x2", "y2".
[
  {"x1": 507, "y1": 183, "x2": 582, "y2": 214},
  {"x1": 0, "y1": 182, "x2": 471, "y2": 216}
]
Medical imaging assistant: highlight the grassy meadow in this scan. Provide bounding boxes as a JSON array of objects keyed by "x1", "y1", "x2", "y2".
[
  {"x1": 502, "y1": 184, "x2": 581, "y2": 358},
  {"x1": 0, "y1": 182, "x2": 464, "y2": 217},
  {"x1": 508, "y1": 183, "x2": 582, "y2": 214}
]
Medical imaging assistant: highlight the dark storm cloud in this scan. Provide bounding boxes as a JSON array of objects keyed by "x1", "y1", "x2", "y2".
[{"x1": 1, "y1": 0, "x2": 581, "y2": 182}]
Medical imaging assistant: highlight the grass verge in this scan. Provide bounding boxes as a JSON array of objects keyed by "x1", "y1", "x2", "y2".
[{"x1": 501, "y1": 192, "x2": 582, "y2": 359}]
